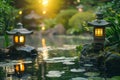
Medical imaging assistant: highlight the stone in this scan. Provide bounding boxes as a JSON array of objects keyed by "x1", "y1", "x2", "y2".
[{"x1": 44, "y1": 24, "x2": 66, "y2": 35}]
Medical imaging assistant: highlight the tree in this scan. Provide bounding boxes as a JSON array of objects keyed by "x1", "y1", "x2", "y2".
[
  {"x1": 55, "y1": 9, "x2": 77, "y2": 30},
  {"x1": 0, "y1": 0, "x2": 18, "y2": 47}
]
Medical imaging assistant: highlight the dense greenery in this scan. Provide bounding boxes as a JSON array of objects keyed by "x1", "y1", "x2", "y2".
[
  {"x1": 55, "y1": 9, "x2": 78, "y2": 30},
  {"x1": 68, "y1": 11, "x2": 95, "y2": 35},
  {"x1": 0, "y1": 0, "x2": 19, "y2": 47},
  {"x1": 100, "y1": 0, "x2": 120, "y2": 51},
  {"x1": 0, "y1": 67, "x2": 5, "y2": 80}
]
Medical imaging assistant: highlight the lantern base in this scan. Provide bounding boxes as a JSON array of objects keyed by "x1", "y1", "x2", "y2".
[
  {"x1": 7, "y1": 45, "x2": 38, "y2": 59},
  {"x1": 93, "y1": 43, "x2": 104, "y2": 52}
]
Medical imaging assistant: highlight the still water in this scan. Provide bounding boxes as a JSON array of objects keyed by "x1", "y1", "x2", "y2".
[{"x1": 0, "y1": 33, "x2": 93, "y2": 80}]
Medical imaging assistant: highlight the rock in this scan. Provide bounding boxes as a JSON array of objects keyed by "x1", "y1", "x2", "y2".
[
  {"x1": 53, "y1": 24, "x2": 66, "y2": 35},
  {"x1": 104, "y1": 52, "x2": 120, "y2": 77},
  {"x1": 97, "y1": 52, "x2": 120, "y2": 77},
  {"x1": 44, "y1": 24, "x2": 66, "y2": 35}
]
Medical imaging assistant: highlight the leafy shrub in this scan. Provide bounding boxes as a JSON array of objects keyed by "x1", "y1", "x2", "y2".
[
  {"x1": 0, "y1": 0, "x2": 18, "y2": 47},
  {"x1": 100, "y1": 0, "x2": 120, "y2": 47},
  {"x1": 55, "y1": 9, "x2": 78, "y2": 30},
  {"x1": 0, "y1": 67, "x2": 5, "y2": 79},
  {"x1": 43, "y1": 18, "x2": 56, "y2": 30},
  {"x1": 67, "y1": 11, "x2": 95, "y2": 35}
]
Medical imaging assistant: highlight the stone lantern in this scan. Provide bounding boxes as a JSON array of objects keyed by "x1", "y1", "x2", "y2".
[
  {"x1": 88, "y1": 11, "x2": 109, "y2": 51},
  {"x1": 6, "y1": 22, "x2": 37, "y2": 59},
  {"x1": 6, "y1": 23, "x2": 33, "y2": 46}
]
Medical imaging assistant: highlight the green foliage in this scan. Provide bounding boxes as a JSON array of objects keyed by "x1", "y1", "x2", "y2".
[
  {"x1": 76, "y1": 44, "x2": 83, "y2": 53},
  {"x1": 43, "y1": 18, "x2": 56, "y2": 30},
  {"x1": 55, "y1": 9, "x2": 77, "y2": 30},
  {"x1": 100, "y1": 0, "x2": 120, "y2": 47},
  {"x1": 0, "y1": 0, "x2": 18, "y2": 47},
  {"x1": 0, "y1": 67, "x2": 5, "y2": 79},
  {"x1": 110, "y1": 76, "x2": 120, "y2": 80},
  {"x1": 67, "y1": 11, "x2": 95, "y2": 35}
]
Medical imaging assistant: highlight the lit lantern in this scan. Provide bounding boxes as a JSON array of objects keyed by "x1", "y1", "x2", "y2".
[
  {"x1": 76, "y1": 5, "x2": 83, "y2": 12},
  {"x1": 6, "y1": 23, "x2": 33, "y2": 46},
  {"x1": 88, "y1": 11, "x2": 109, "y2": 51}
]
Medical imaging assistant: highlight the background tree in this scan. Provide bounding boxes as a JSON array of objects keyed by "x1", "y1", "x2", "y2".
[
  {"x1": 68, "y1": 11, "x2": 95, "y2": 35},
  {"x1": 55, "y1": 9, "x2": 78, "y2": 30}
]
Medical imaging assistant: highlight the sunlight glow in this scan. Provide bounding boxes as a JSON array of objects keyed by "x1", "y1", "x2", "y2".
[
  {"x1": 42, "y1": 10, "x2": 47, "y2": 14},
  {"x1": 77, "y1": 0, "x2": 80, "y2": 3},
  {"x1": 42, "y1": 0, "x2": 48, "y2": 6}
]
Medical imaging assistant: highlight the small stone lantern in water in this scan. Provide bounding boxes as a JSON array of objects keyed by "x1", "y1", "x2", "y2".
[
  {"x1": 88, "y1": 11, "x2": 109, "y2": 52},
  {"x1": 6, "y1": 22, "x2": 37, "y2": 59}
]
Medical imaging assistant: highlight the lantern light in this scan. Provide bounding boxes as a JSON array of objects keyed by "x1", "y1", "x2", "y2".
[
  {"x1": 95, "y1": 28, "x2": 103, "y2": 37},
  {"x1": 14, "y1": 34, "x2": 25, "y2": 45}
]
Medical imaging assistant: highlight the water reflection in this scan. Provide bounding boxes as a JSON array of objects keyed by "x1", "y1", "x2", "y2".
[
  {"x1": 0, "y1": 59, "x2": 33, "y2": 80},
  {"x1": 41, "y1": 38, "x2": 49, "y2": 60},
  {"x1": 0, "y1": 33, "x2": 93, "y2": 80}
]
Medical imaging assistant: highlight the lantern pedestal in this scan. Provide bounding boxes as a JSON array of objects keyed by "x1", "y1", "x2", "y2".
[
  {"x1": 7, "y1": 45, "x2": 37, "y2": 59},
  {"x1": 93, "y1": 43, "x2": 104, "y2": 52}
]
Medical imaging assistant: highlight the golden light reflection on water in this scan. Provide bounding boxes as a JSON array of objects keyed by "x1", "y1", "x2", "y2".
[
  {"x1": 41, "y1": 38, "x2": 49, "y2": 60},
  {"x1": 15, "y1": 60, "x2": 25, "y2": 73}
]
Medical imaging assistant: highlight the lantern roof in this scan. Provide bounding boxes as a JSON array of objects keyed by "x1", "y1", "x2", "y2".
[
  {"x1": 6, "y1": 23, "x2": 33, "y2": 35},
  {"x1": 88, "y1": 11, "x2": 109, "y2": 27},
  {"x1": 24, "y1": 10, "x2": 42, "y2": 20}
]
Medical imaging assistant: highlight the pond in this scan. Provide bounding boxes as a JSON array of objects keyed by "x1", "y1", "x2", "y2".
[{"x1": 0, "y1": 33, "x2": 103, "y2": 80}]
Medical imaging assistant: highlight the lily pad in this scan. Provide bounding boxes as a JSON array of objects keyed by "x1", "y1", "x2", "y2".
[
  {"x1": 63, "y1": 61, "x2": 75, "y2": 65},
  {"x1": 46, "y1": 74, "x2": 61, "y2": 77},
  {"x1": 88, "y1": 77, "x2": 105, "y2": 80},
  {"x1": 71, "y1": 77, "x2": 88, "y2": 80},
  {"x1": 48, "y1": 70, "x2": 64, "y2": 74},
  {"x1": 70, "y1": 68, "x2": 86, "y2": 72},
  {"x1": 84, "y1": 72, "x2": 100, "y2": 77},
  {"x1": 46, "y1": 70, "x2": 64, "y2": 78},
  {"x1": 84, "y1": 64, "x2": 93, "y2": 67}
]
